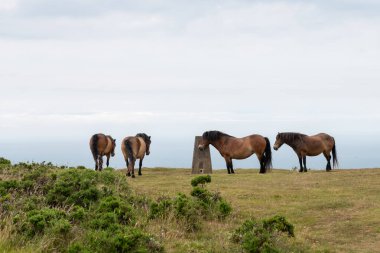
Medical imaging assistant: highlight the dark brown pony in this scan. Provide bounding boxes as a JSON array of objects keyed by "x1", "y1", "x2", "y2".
[
  {"x1": 198, "y1": 131, "x2": 272, "y2": 174},
  {"x1": 89, "y1": 133, "x2": 116, "y2": 171},
  {"x1": 273, "y1": 132, "x2": 338, "y2": 172},
  {"x1": 121, "y1": 133, "x2": 151, "y2": 178}
]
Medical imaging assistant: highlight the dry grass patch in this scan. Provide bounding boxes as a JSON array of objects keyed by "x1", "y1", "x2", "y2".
[{"x1": 125, "y1": 168, "x2": 380, "y2": 252}]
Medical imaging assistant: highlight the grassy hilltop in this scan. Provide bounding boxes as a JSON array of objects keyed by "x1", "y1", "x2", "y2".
[
  {"x1": 129, "y1": 168, "x2": 380, "y2": 252},
  {"x1": 0, "y1": 159, "x2": 379, "y2": 252}
]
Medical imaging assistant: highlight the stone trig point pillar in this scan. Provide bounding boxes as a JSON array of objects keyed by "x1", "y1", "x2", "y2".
[{"x1": 192, "y1": 136, "x2": 212, "y2": 174}]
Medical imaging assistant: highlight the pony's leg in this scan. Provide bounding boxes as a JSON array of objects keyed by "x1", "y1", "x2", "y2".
[
  {"x1": 106, "y1": 155, "x2": 110, "y2": 167},
  {"x1": 324, "y1": 152, "x2": 332, "y2": 171},
  {"x1": 126, "y1": 159, "x2": 131, "y2": 176},
  {"x1": 99, "y1": 156, "x2": 104, "y2": 171},
  {"x1": 230, "y1": 161, "x2": 235, "y2": 174},
  {"x1": 95, "y1": 156, "x2": 99, "y2": 171},
  {"x1": 298, "y1": 156, "x2": 304, "y2": 172},
  {"x1": 131, "y1": 158, "x2": 136, "y2": 178},
  {"x1": 258, "y1": 155, "x2": 266, "y2": 174},
  {"x1": 259, "y1": 161, "x2": 266, "y2": 173},
  {"x1": 303, "y1": 156, "x2": 307, "y2": 172},
  {"x1": 138, "y1": 159, "x2": 143, "y2": 176},
  {"x1": 224, "y1": 158, "x2": 231, "y2": 174}
]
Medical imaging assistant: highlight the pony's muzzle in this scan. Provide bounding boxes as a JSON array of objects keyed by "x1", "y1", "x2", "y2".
[
  {"x1": 146, "y1": 151, "x2": 150, "y2": 155},
  {"x1": 273, "y1": 147, "x2": 278, "y2": 151}
]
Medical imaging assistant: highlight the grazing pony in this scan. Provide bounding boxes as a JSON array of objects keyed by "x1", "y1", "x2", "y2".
[
  {"x1": 198, "y1": 131, "x2": 272, "y2": 174},
  {"x1": 273, "y1": 132, "x2": 338, "y2": 172},
  {"x1": 89, "y1": 133, "x2": 116, "y2": 171},
  {"x1": 121, "y1": 133, "x2": 151, "y2": 178}
]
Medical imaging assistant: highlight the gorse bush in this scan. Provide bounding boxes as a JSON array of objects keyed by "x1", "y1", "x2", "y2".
[
  {"x1": 0, "y1": 162, "x2": 163, "y2": 253},
  {"x1": 191, "y1": 174, "x2": 211, "y2": 187},
  {"x1": 263, "y1": 215, "x2": 295, "y2": 237},
  {"x1": 231, "y1": 216, "x2": 295, "y2": 253},
  {"x1": 149, "y1": 175, "x2": 232, "y2": 232},
  {"x1": 0, "y1": 157, "x2": 11, "y2": 165}
]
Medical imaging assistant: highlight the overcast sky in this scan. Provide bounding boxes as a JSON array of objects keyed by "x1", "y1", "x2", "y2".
[{"x1": 1, "y1": 0, "x2": 379, "y2": 169}]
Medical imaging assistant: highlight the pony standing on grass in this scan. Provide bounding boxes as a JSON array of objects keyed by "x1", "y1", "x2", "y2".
[
  {"x1": 121, "y1": 133, "x2": 151, "y2": 178},
  {"x1": 198, "y1": 131, "x2": 272, "y2": 174},
  {"x1": 273, "y1": 132, "x2": 338, "y2": 172},
  {"x1": 89, "y1": 133, "x2": 116, "y2": 171}
]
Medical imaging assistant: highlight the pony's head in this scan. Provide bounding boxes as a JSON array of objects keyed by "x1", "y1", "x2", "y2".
[
  {"x1": 110, "y1": 137, "x2": 116, "y2": 157},
  {"x1": 273, "y1": 132, "x2": 284, "y2": 151},
  {"x1": 136, "y1": 133, "x2": 151, "y2": 155},
  {"x1": 198, "y1": 131, "x2": 226, "y2": 151}
]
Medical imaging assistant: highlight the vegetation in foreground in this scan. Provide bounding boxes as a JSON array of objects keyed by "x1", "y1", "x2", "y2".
[{"x1": 0, "y1": 158, "x2": 301, "y2": 252}]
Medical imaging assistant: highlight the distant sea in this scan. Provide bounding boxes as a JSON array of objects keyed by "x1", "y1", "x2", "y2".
[{"x1": 1, "y1": 135, "x2": 379, "y2": 170}]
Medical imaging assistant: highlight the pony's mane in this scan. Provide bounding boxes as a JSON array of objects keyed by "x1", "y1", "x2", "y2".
[
  {"x1": 278, "y1": 132, "x2": 306, "y2": 144},
  {"x1": 202, "y1": 131, "x2": 232, "y2": 142},
  {"x1": 136, "y1": 133, "x2": 151, "y2": 144}
]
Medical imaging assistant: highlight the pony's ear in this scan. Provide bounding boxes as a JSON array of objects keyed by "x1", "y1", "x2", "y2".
[{"x1": 148, "y1": 136, "x2": 151, "y2": 139}]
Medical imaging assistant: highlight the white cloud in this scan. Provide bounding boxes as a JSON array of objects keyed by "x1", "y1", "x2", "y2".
[{"x1": 0, "y1": 0, "x2": 18, "y2": 11}]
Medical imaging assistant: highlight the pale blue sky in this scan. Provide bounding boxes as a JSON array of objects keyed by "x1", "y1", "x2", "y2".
[{"x1": 0, "y1": 0, "x2": 379, "y2": 169}]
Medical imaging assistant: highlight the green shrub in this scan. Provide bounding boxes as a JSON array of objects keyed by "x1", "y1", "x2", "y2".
[
  {"x1": 0, "y1": 180, "x2": 19, "y2": 195},
  {"x1": 149, "y1": 197, "x2": 173, "y2": 219},
  {"x1": 46, "y1": 170, "x2": 100, "y2": 207},
  {"x1": 191, "y1": 175, "x2": 211, "y2": 187},
  {"x1": 263, "y1": 215, "x2": 294, "y2": 237},
  {"x1": 51, "y1": 218, "x2": 71, "y2": 234},
  {"x1": 69, "y1": 227, "x2": 163, "y2": 253},
  {"x1": 70, "y1": 206, "x2": 86, "y2": 221},
  {"x1": 232, "y1": 216, "x2": 295, "y2": 253},
  {"x1": 191, "y1": 186, "x2": 212, "y2": 203},
  {"x1": 90, "y1": 212, "x2": 119, "y2": 230},
  {"x1": 98, "y1": 170, "x2": 117, "y2": 185},
  {"x1": 0, "y1": 163, "x2": 164, "y2": 252},
  {"x1": 149, "y1": 175, "x2": 232, "y2": 232},
  {"x1": 218, "y1": 200, "x2": 232, "y2": 219},
  {"x1": 173, "y1": 193, "x2": 201, "y2": 232},
  {"x1": 24, "y1": 208, "x2": 67, "y2": 236},
  {"x1": 0, "y1": 157, "x2": 11, "y2": 165},
  {"x1": 97, "y1": 196, "x2": 135, "y2": 225}
]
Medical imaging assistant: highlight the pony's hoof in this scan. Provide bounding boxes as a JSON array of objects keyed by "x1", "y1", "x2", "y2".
[
  {"x1": 126, "y1": 173, "x2": 131, "y2": 177},
  {"x1": 132, "y1": 174, "x2": 135, "y2": 178},
  {"x1": 138, "y1": 173, "x2": 142, "y2": 176}
]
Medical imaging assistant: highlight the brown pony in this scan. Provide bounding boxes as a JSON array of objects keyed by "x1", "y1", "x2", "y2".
[
  {"x1": 89, "y1": 133, "x2": 116, "y2": 171},
  {"x1": 198, "y1": 131, "x2": 272, "y2": 174},
  {"x1": 121, "y1": 133, "x2": 151, "y2": 178},
  {"x1": 273, "y1": 132, "x2": 338, "y2": 172}
]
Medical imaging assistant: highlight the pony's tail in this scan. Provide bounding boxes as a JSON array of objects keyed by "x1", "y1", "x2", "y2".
[
  {"x1": 125, "y1": 139, "x2": 134, "y2": 165},
  {"x1": 263, "y1": 137, "x2": 272, "y2": 172},
  {"x1": 332, "y1": 139, "x2": 338, "y2": 168},
  {"x1": 90, "y1": 134, "x2": 98, "y2": 161}
]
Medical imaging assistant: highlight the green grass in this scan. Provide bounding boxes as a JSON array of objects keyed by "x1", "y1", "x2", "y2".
[
  {"x1": 1, "y1": 163, "x2": 380, "y2": 252},
  {"x1": 127, "y1": 168, "x2": 380, "y2": 253}
]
